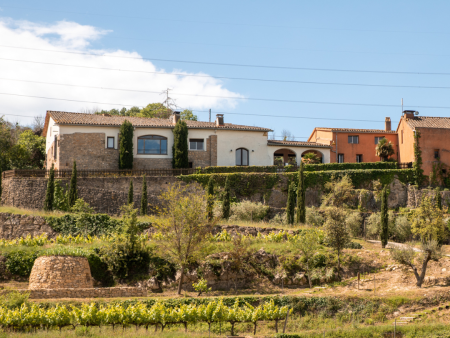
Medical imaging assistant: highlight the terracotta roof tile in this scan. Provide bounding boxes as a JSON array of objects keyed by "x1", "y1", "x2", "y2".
[
  {"x1": 44, "y1": 111, "x2": 272, "y2": 134},
  {"x1": 267, "y1": 140, "x2": 331, "y2": 148},
  {"x1": 315, "y1": 127, "x2": 397, "y2": 134},
  {"x1": 405, "y1": 116, "x2": 450, "y2": 129}
]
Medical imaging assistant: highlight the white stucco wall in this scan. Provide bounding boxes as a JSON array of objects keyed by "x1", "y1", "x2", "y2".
[
  {"x1": 267, "y1": 146, "x2": 331, "y2": 165},
  {"x1": 45, "y1": 117, "x2": 60, "y2": 153}
]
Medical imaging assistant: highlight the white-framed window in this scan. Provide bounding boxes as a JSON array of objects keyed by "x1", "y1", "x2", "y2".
[
  {"x1": 137, "y1": 135, "x2": 168, "y2": 154},
  {"x1": 348, "y1": 135, "x2": 359, "y2": 144},
  {"x1": 107, "y1": 137, "x2": 115, "y2": 149},
  {"x1": 375, "y1": 136, "x2": 385, "y2": 144},
  {"x1": 338, "y1": 154, "x2": 344, "y2": 163},
  {"x1": 236, "y1": 148, "x2": 249, "y2": 166},
  {"x1": 189, "y1": 139, "x2": 204, "y2": 150}
]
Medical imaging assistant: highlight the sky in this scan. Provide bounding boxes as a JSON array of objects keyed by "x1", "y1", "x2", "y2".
[{"x1": 1, "y1": 1, "x2": 450, "y2": 140}]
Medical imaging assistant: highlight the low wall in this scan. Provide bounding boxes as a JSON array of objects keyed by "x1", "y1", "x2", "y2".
[
  {"x1": 407, "y1": 186, "x2": 450, "y2": 208},
  {"x1": 2, "y1": 287, "x2": 147, "y2": 299},
  {"x1": 0, "y1": 213, "x2": 56, "y2": 240}
]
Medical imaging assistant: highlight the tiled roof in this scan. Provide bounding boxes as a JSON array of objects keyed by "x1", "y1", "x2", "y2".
[
  {"x1": 405, "y1": 116, "x2": 450, "y2": 130},
  {"x1": 267, "y1": 140, "x2": 331, "y2": 148},
  {"x1": 43, "y1": 111, "x2": 272, "y2": 135},
  {"x1": 315, "y1": 127, "x2": 397, "y2": 134}
]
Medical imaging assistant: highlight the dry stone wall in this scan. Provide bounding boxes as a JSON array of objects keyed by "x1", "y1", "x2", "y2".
[
  {"x1": 1, "y1": 287, "x2": 147, "y2": 299},
  {"x1": 407, "y1": 186, "x2": 450, "y2": 208},
  {"x1": 29, "y1": 256, "x2": 94, "y2": 290},
  {"x1": 0, "y1": 213, "x2": 56, "y2": 240}
]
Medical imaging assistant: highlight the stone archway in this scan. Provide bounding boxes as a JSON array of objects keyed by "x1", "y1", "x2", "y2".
[
  {"x1": 301, "y1": 150, "x2": 324, "y2": 164},
  {"x1": 273, "y1": 148, "x2": 297, "y2": 166}
]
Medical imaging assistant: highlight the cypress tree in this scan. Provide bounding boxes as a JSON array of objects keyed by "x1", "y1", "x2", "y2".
[
  {"x1": 207, "y1": 176, "x2": 214, "y2": 221},
  {"x1": 140, "y1": 175, "x2": 147, "y2": 215},
  {"x1": 172, "y1": 120, "x2": 189, "y2": 168},
  {"x1": 413, "y1": 131, "x2": 425, "y2": 186},
  {"x1": 128, "y1": 180, "x2": 134, "y2": 205},
  {"x1": 222, "y1": 177, "x2": 231, "y2": 220},
  {"x1": 68, "y1": 161, "x2": 78, "y2": 207},
  {"x1": 296, "y1": 161, "x2": 306, "y2": 223},
  {"x1": 380, "y1": 185, "x2": 389, "y2": 248},
  {"x1": 43, "y1": 165, "x2": 55, "y2": 211},
  {"x1": 0, "y1": 169, "x2": 2, "y2": 205},
  {"x1": 436, "y1": 187, "x2": 442, "y2": 210},
  {"x1": 119, "y1": 120, "x2": 134, "y2": 169},
  {"x1": 286, "y1": 182, "x2": 296, "y2": 225}
]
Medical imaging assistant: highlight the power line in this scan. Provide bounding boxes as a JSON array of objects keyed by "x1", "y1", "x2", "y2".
[
  {"x1": 1, "y1": 46, "x2": 450, "y2": 76},
  {"x1": 0, "y1": 93, "x2": 404, "y2": 123},
  {"x1": 2, "y1": 5, "x2": 448, "y2": 35}
]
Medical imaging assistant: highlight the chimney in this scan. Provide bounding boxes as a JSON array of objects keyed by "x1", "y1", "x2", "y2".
[
  {"x1": 403, "y1": 110, "x2": 417, "y2": 120},
  {"x1": 172, "y1": 111, "x2": 181, "y2": 124},
  {"x1": 385, "y1": 117, "x2": 391, "y2": 131},
  {"x1": 215, "y1": 114, "x2": 224, "y2": 126}
]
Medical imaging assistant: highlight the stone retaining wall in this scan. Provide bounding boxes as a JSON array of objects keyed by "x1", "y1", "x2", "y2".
[
  {"x1": 0, "y1": 213, "x2": 56, "y2": 240},
  {"x1": 2, "y1": 287, "x2": 147, "y2": 299}
]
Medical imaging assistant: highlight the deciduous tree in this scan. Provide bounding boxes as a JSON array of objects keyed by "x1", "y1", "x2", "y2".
[
  {"x1": 321, "y1": 175, "x2": 354, "y2": 208},
  {"x1": 411, "y1": 195, "x2": 445, "y2": 243},
  {"x1": 290, "y1": 229, "x2": 321, "y2": 288}
]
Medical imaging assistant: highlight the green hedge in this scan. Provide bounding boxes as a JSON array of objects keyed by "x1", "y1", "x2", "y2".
[
  {"x1": 196, "y1": 162, "x2": 397, "y2": 174},
  {"x1": 179, "y1": 169, "x2": 414, "y2": 195}
]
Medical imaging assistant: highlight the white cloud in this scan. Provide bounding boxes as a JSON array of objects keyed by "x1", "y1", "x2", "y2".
[{"x1": 0, "y1": 18, "x2": 244, "y2": 124}]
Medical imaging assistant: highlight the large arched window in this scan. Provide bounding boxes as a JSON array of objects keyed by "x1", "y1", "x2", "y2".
[
  {"x1": 137, "y1": 135, "x2": 167, "y2": 154},
  {"x1": 236, "y1": 148, "x2": 249, "y2": 166}
]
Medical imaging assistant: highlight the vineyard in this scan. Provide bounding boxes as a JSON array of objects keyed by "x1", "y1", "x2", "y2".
[{"x1": 0, "y1": 299, "x2": 289, "y2": 335}]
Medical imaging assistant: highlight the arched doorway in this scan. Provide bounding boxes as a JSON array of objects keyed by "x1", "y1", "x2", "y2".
[
  {"x1": 273, "y1": 148, "x2": 297, "y2": 166},
  {"x1": 301, "y1": 150, "x2": 324, "y2": 164}
]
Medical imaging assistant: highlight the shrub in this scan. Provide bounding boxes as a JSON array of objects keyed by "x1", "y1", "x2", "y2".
[
  {"x1": 0, "y1": 290, "x2": 29, "y2": 309},
  {"x1": 45, "y1": 214, "x2": 121, "y2": 236},
  {"x1": 305, "y1": 207, "x2": 324, "y2": 227},
  {"x1": 39, "y1": 246, "x2": 91, "y2": 257},
  {"x1": 5, "y1": 250, "x2": 38, "y2": 276},
  {"x1": 192, "y1": 278, "x2": 211, "y2": 296},
  {"x1": 269, "y1": 212, "x2": 287, "y2": 225},
  {"x1": 229, "y1": 200, "x2": 270, "y2": 222},
  {"x1": 366, "y1": 211, "x2": 395, "y2": 239},
  {"x1": 346, "y1": 212, "x2": 363, "y2": 237},
  {"x1": 87, "y1": 250, "x2": 114, "y2": 287},
  {"x1": 345, "y1": 242, "x2": 363, "y2": 249},
  {"x1": 394, "y1": 215, "x2": 412, "y2": 242}
]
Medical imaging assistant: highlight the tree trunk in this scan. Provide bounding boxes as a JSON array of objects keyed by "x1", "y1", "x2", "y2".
[
  {"x1": 275, "y1": 320, "x2": 278, "y2": 333},
  {"x1": 231, "y1": 322, "x2": 235, "y2": 336},
  {"x1": 254, "y1": 322, "x2": 257, "y2": 335},
  {"x1": 337, "y1": 251, "x2": 341, "y2": 281},
  {"x1": 411, "y1": 251, "x2": 432, "y2": 287},
  {"x1": 177, "y1": 265, "x2": 185, "y2": 295}
]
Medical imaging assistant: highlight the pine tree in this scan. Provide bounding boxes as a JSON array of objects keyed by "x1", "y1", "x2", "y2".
[
  {"x1": 172, "y1": 120, "x2": 189, "y2": 168},
  {"x1": 128, "y1": 180, "x2": 134, "y2": 205},
  {"x1": 68, "y1": 161, "x2": 78, "y2": 208},
  {"x1": 380, "y1": 185, "x2": 389, "y2": 248},
  {"x1": 286, "y1": 182, "x2": 296, "y2": 224},
  {"x1": 119, "y1": 120, "x2": 134, "y2": 169},
  {"x1": 43, "y1": 165, "x2": 55, "y2": 211},
  {"x1": 207, "y1": 176, "x2": 214, "y2": 221},
  {"x1": 222, "y1": 177, "x2": 231, "y2": 219},
  {"x1": 296, "y1": 161, "x2": 306, "y2": 223},
  {"x1": 140, "y1": 175, "x2": 147, "y2": 215},
  {"x1": 436, "y1": 187, "x2": 442, "y2": 210}
]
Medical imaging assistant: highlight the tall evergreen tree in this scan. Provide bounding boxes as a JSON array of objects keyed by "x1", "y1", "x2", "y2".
[
  {"x1": 207, "y1": 176, "x2": 214, "y2": 221},
  {"x1": 68, "y1": 161, "x2": 78, "y2": 208},
  {"x1": 286, "y1": 182, "x2": 296, "y2": 225},
  {"x1": 380, "y1": 185, "x2": 389, "y2": 248},
  {"x1": 0, "y1": 169, "x2": 2, "y2": 205},
  {"x1": 43, "y1": 165, "x2": 55, "y2": 211},
  {"x1": 119, "y1": 120, "x2": 134, "y2": 169},
  {"x1": 436, "y1": 187, "x2": 442, "y2": 210},
  {"x1": 140, "y1": 175, "x2": 147, "y2": 215},
  {"x1": 222, "y1": 177, "x2": 231, "y2": 220},
  {"x1": 128, "y1": 180, "x2": 134, "y2": 205},
  {"x1": 413, "y1": 131, "x2": 425, "y2": 186},
  {"x1": 296, "y1": 161, "x2": 306, "y2": 223},
  {"x1": 172, "y1": 120, "x2": 189, "y2": 168}
]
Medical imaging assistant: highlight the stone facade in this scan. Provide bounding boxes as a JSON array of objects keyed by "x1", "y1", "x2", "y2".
[
  {"x1": 1, "y1": 287, "x2": 147, "y2": 299},
  {"x1": 188, "y1": 135, "x2": 217, "y2": 168},
  {"x1": 48, "y1": 133, "x2": 119, "y2": 170},
  {"x1": 133, "y1": 158, "x2": 172, "y2": 169},
  {"x1": 29, "y1": 256, "x2": 94, "y2": 290},
  {"x1": 0, "y1": 213, "x2": 56, "y2": 240}
]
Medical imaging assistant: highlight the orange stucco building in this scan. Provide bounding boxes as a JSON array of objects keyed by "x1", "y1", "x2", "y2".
[
  {"x1": 307, "y1": 118, "x2": 398, "y2": 163},
  {"x1": 397, "y1": 111, "x2": 450, "y2": 176}
]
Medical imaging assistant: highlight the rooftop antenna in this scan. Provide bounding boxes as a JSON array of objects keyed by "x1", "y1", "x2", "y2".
[{"x1": 160, "y1": 88, "x2": 178, "y2": 111}]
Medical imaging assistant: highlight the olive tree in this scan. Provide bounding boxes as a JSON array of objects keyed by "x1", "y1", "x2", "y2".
[{"x1": 290, "y1": 228, "x2": 321, "y2": 288}]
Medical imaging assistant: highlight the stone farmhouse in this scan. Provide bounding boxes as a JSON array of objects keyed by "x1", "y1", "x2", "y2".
[{"x1": 43, "y1": 111, "x2": 331, "y2": 170}]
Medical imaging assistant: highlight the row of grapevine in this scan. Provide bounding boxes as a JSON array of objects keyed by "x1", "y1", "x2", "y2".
[
  {"x1": 209, "y1": 229, "x2": 324, "y2": 243},
  {"x1": 0, "y1": 299, "x2": 290, "y2": 335}
]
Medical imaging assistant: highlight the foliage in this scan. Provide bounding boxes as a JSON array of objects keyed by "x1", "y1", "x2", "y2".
[
  {"x1": 172, "y1": 120, "x2": 189, "y2": 168},
  {"x1": 0, "y1": 290, "x2": 29, "y2": 309},
  {"x1": 68, "y1": 161, "x2": 78, "y2": 208},
  {"x1": 375, "y1": 138, "x2": 395, "y2": 161},
  {"x1": 306, "y1": 207, "x2": 324, "y2": 227},
  {"x1": 127, "y1": 180, "x2": 133, "y2": 205},
  {"x1": 97, "y1": 104, "x2": 197, "y2": 120},
  {"x1": 45, "y1": 214, "x2": 121, "y2": 236},
  {"x1": 229, "y1": 200, "x2": 269, "y2": 222},
  {"x1": 394, "y1": 215, "x2": 412, "y2": 242},
  {"x1": 411, "y1": 196, "x2": 446, "y2": 243},
  {"x1": 380, "y1": 185, "x2": 389, "y2": 248},
  {"x1": 71, "y1": 199, "x2": 96, "y2": 238},
  {"x1": 152, "y1": 182, "x2": 214, "y2": 294},
  {"x1": 119, "y1": 120, "x2": 134, "y2": 169},
  {"x1": 5, "y1": 250, "x2": 38, "y2": 276},
  {"x1": 302, "y1": 153, "x2": 320, "y2": 164},
  {"x1": 435, "y1": 187, "x2": 442, "y2": 210},
  {"x1": 286, "y1": 182, "x2": 296, "y2": 225},
  {"x1": 53, "y1": 180, "x2": 69, "y2": 211},
  {"x1": 290, "y1": 229, "x2": 321, "y2": 288},
  {"x1": 322, "y1": 175, "x2": 354, "y2": 208},
  {"x1": 365, "y1": 211, "x2": 396, "y2": 240},
  {"x1": 323, "y1": 207, "x2": 350, "y2": 280},
  {"x1": 413, "y1": 131, "x2": 425, "y2": 186},
  {"x1": 206, "y1": 177, "x2": 214, "y2": 221},
  {"x1": 192, "y1": 278, "x2": 211, "y2": 296},
  {"x1": 222, "y1": 177, "x2": 231, "y2": 219},
  {"x1": 39, "y1": 246, "x2": 91, "y2": 257},
  {"x1": 140, "y1": 176, "x2": 148, "y2": 216},
  {"x1": 43, "y1": 165, "x2": 55, "y2": 211},
  {"x1": 297, "y1": 162, "x2": 306, "y2": 223},
  {"x1": 345, "y1": 211, "x2": 362, "y2": 237}
]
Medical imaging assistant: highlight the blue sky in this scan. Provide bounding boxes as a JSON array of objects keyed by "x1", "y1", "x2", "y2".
[{"x1": 1, "y1": 1, "x2": 449, "y2": 140}]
